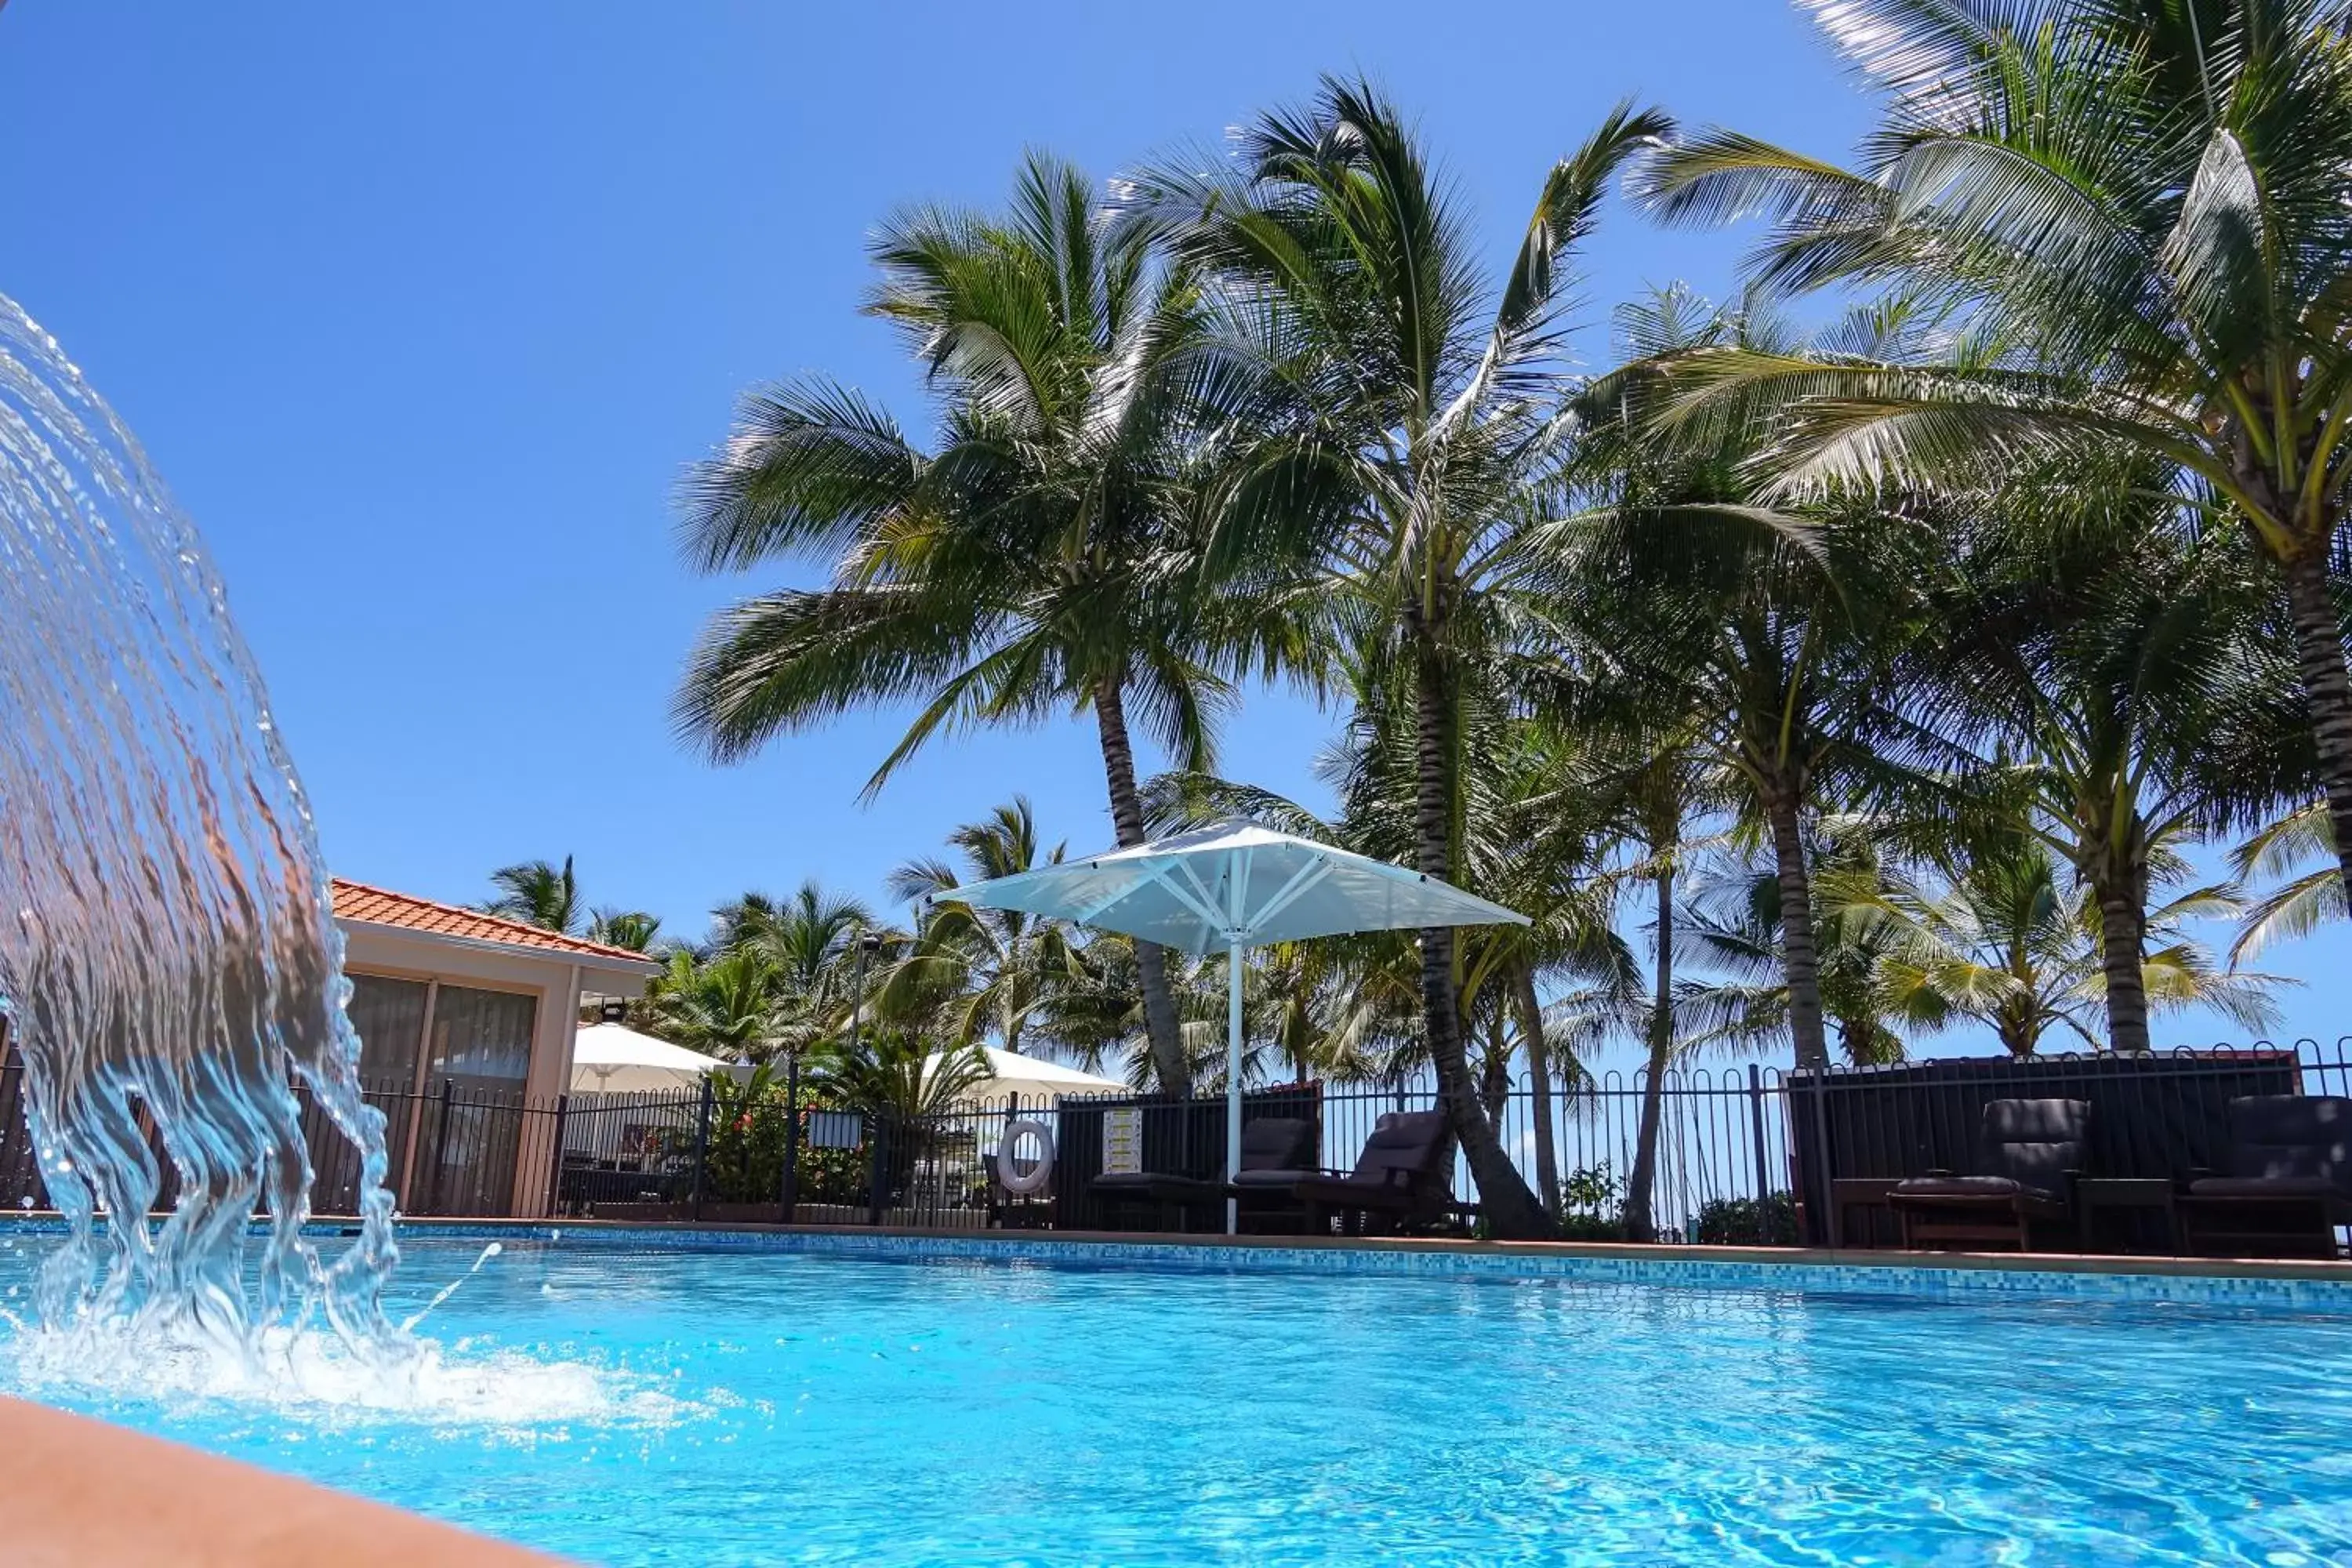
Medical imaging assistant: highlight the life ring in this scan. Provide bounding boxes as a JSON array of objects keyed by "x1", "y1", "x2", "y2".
[{"x1": 996, "y1": 1119, "x2": 1054, "y2": 1195}]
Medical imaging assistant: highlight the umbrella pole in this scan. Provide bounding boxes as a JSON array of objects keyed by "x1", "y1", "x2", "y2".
[{"x1": 1227, "y1": 938, "x2": 1243, "y2": 1236}]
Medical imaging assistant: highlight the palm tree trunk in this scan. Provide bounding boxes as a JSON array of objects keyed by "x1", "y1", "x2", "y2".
[
  {"x1": 1092, "y1": 678, "x2": 1191, "y2": 1096},
  {"x1": 2282, "y1": 550, "x2": 2352, "y2": 914},
  {"x1": 1624, "y1": 860, "x2": 1674, "y2": 1243},
  {"x1": 2092, "y1": 869, "x2": 2151, "y2": 1054},
  {"x1": 1410, "y1": 635, "x2": 1552, "y2": 1240},
  {"x1": 1479, "y1": 1012, "x2": 1511, "y2": 1124},
  {"x1": 1765, "y1": 784, "x2": 1831, "y2": 1074},
  {"x1": 1510, "y1": 962, "x2": 1560, "y2": 1218}
]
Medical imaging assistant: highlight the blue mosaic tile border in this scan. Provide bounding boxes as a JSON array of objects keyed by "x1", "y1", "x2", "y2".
[
  {"x1": 394, "y1": 1221, "x2": 2352, "y2": 1314},
  {"x1": 9, "y1": 1215, "x2": 2343, "y2": 1312}
]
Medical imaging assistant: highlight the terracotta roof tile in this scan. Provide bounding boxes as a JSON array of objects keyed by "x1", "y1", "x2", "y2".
[{"x1": 330, "y1": 878, "x2": 659, "y2": 967}]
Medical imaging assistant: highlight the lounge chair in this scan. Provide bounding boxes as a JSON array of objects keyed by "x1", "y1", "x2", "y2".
[
  {"x1": 2176, "y1": 1095, "x2": 2352, "y2": 1259},
  {"x1": 1091, "y1": 1116, "x2": 1316, "y2": 1232},
  {"x1": 1886, "y1": 1098, "x2": 2089, "y2": 1252},
  {"x1": 1229, "y1": 1109, "x2": 1454, "y2": 1236}
]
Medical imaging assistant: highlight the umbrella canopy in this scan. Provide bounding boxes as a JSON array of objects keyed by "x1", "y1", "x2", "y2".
[
  {"x1": 569, "y1": 1022, "x2": 736, "y2": 1094},
  {"x1": 940, "y1": 819, "x2": 1529, "y2": 1231},
  {"x1": 948, "y1": 818, "x2": 1527, "y2": 954},
  {"x1": 924, "y1": 1045, "x2": 1127, "y2": 1108}
]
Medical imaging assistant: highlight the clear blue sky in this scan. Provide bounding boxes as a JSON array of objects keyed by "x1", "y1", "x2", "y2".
[{"x1": 1, "y1": 2, "x2": 2340, "y2": 1062}]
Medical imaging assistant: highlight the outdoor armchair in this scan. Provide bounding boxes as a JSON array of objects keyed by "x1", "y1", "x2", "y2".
[
  {"x1": 1091, "y1": 1116, "x2": 1317, "y2": 1233},
  {"x1": 1886, "y1": 1098, "x2": 2089, "y2": 1252},
  {"x1": 1229, "y1": 1109, "x2": 1454, "y2": 1237},
  {"x1": 2176, "y1": 1095, "x2": 2352, "y2": 1259}
]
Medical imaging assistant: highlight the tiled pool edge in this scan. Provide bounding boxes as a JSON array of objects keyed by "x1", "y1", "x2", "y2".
[
  {"x1": 395, "y1": 1218, "x2": 2352, "y2": 1312},
  {"x1": 7, "y1": 1214, "x2": 2345, "y2": 1311}
]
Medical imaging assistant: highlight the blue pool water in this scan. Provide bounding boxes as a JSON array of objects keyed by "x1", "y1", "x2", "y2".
[{"x1": 2, "y1": 1234, "x2": 2349, "y2": 1566}]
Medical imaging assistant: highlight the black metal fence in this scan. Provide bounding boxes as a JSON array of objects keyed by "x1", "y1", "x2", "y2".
[{"x1": 2, "y1": 1040, "x2": 2347, "y2": 1254}]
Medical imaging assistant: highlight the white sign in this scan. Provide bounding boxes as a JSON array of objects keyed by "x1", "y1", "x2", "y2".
[
  {"x1": 1102, "y1": 1106, "x2": 1142, "y2": 1176},
  {"x1": 808, "y1": 1110, "x2": 863, "y2": 1149}
]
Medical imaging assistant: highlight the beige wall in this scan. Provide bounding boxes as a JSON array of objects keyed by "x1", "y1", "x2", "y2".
[{"x1": 336, "y1": 922, "x2": 645, "y2": 1218}]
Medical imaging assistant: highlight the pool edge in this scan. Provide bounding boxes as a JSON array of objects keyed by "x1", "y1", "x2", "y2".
[{"x1": 390, "y1": 1217, "x2": 2352, "y2": 1312}]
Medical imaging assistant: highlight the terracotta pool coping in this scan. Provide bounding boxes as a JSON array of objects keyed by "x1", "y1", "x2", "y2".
[
  {"x1": 0, "y1": 1396, "x2": 565, "y2": 1567},
  {"x1": 389, "y1": 1215, "x2": 2352, "y2": 1285}
]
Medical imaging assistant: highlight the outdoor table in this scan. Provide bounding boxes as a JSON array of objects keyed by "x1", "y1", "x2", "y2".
[
  {"x1": 1828, "y1": 1178, "x2": 1904, "y2": 1247},
  {"x1": 2076, "y1": 1177, "x2": 2177, "y2": 1255}
]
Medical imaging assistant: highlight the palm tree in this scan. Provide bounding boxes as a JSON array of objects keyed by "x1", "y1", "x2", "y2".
[
  {"x1": 1857, "y1": 831, "x2": 2287, "y2": 1055},
  {"x1": 885, "y1": 798, "x2": 1088, "y2": 1058},
  {"x1": 671, "y1": 153, "x2": 1301, "y2": 1097},
  {"x1": 1921, "y1": 460, "x2": 2309, "y2": 1050},
  {"x1": 1677, "y1": 829, "x2": 1916, "y2": 1068},
  {"x1": 644, "y1": 946, "x2": 786, "y2": 1062},
  {"x1": 713, "y1": 880, "x2": 877, "y2": 1058},
  {"x1": 585, "y1": 907, "x2": 662, "y2": 953},
  {"x1": 2232, "y1": 798, "x2": 2345, "y2": 960},
  {"x1": 1634, "y1": 0, "x2": 2352, "y2": 920},
  {"x1": 816, "y1": 1026, "x2": 989, "y2": 1124},
  {"x1": 1555, "y1": 290, "x2": 1956, "y2": 1076},
  {"x1": 481, "y1": 855, "x2": 583, "y2": 934},
  {"x1": 1129, "y1": 80, "x2": 1670, "y2": 1239}
]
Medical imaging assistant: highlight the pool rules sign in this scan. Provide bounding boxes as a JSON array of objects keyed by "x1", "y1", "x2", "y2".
[{"x1": 1102, "y1": 1107, "x2": 1142, "y2": 1177}]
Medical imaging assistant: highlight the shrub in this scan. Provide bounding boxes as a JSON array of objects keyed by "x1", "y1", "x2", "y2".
[{"x1": 1691, "y1": 1192, "x2": 1798, "y2": 1247}]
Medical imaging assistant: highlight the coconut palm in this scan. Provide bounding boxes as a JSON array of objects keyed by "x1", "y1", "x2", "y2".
[
  {"x1": 672, "y1": 153, "x2": 1300, "y2": 1097},
  {"x1": 1553, "y1": 289, "x2": 1960, "y2": 1076},
  {"x1": 644, "y1": 946, "x2": 786, "y2": 1062},
  {"x1": 1856, "y1": 832, "x2": 2288, "y2": 1055},
  {"x1": 815, "y1": 1026, "x2": 990, "y2": 1127},
  {"x1": 1676, "y1": 828, "x2": 1917, "y2": 1068},
  {"x1": 585, "y1": 907, "x2": 662, "y2": 953},
  {"x1": 1127, "y1": 80, "x2": 1671, "y2": 1238},
  {"x1": 884, "y1": 799, "x2": 1090, "y2": 1058},
  {"x1": 1634, "y1": 0, "x2": 2352, "y2": 919},
  {"x1": 2231, "y1": 798, "x2": 2345, "y2": 960},
  {"x1": 711, "y1": 880, "x2": 877, "y2": 1057},
  {"x1": 1922, "y1": 459, "x2": 2310, "y2": 1049},
  {"x1": 481, "y1": 855, "x2": 583, "y2": 935}
]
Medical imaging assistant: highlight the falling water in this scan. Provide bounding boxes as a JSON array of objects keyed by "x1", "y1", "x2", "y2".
[{"x1": 0, "y1": 293, "x2": 401, "y2": 1367}]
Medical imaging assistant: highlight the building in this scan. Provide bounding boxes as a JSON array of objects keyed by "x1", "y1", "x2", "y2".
[{"x1": 331, "y1": 878, "x2": 662, "y2": 1217}]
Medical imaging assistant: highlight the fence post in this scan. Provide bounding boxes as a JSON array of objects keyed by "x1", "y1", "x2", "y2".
[
  {"x1": 1808, "y1": 1069, "x2": 1838, "y2": 1248},
  {"x1": 779, "y1": 1051, "x2": 801, "y2": 1224},
  {"x1": 543, "y1": 1093, "x2": 569, "y2": 1218},
  {"x1": 866, "y1": 1115, "x2": 887, "y2": 1227},
  {"x1": 1746, "y1": 1065, "x2": 1772, "y2": 1213},
  {"x1": 690, "y1": 1075, "x2": 714, "y2": 1221},
  {"x1": 424, "y1": 1078, "x2": 454, "y2": 1217}
]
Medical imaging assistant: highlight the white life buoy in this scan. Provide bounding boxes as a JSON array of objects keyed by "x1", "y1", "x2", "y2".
[{"x1": 996, "y1": 1119, "x2": 1054, "y2": 1195}]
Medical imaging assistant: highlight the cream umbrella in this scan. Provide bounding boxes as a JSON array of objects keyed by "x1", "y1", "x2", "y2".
[
  {"x1": 935, "y1": 818, "x2": 1528, "y2": 1232},
  {"x1": 924, "y1": 1045, "x2": 1127, "y2": 1109},
  {"x1": 569, "y1": 1022, "x2": 736, "y2": 1094}
]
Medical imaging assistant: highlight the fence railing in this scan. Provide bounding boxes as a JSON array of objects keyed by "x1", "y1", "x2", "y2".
[{"x1": 1, "y1": 1039, "x2": 2347, "y2": 1255}]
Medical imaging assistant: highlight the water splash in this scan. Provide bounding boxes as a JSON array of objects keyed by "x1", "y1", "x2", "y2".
[
  {"x1": 400, "y1": 1241, "x2": 501, "y2": 1334},
  {"x1": 0, "y1": 293, "x2": 401, "y2": 1367}
]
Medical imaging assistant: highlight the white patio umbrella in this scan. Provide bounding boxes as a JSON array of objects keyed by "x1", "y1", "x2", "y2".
[
  {"x1": 935, "y1": 818, "x2": 1529, "y2": 1232},
  {"x1": 569, "y1": 1022, "x2": 737, "y2": 1094},
  {"x1": 924, "y1": 1045, "x2": 1128, "y2": 1108}
]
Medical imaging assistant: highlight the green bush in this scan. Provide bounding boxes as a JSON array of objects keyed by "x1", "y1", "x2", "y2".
[
  {"x1": 1692, "y1": 1192, "x2": 1799, "y2": 1247},
  {"x1": 1553, "y1": 1163, "x2": 1628, "y2": 1241}
]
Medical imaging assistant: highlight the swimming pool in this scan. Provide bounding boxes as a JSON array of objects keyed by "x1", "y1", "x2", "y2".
[{"x1": 3, "y1": 1229, "x2": 2348, "y2": 1565}]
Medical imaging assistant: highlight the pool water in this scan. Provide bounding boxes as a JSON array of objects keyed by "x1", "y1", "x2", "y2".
[{"x1": 2, "y1": 1235, "x2": 2348, "y2": 1565}]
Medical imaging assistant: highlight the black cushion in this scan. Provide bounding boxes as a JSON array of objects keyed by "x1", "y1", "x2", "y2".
[
  {"x1": 1239, "y1": 1117, "x2": 1315, "y2": 1173},
  {"x1": 1891, "y1": 1174, "x2": 2026, "y2": 1200},
  {"x1": 2224, "y1": 1096, "x2": 2352, "y2": 1196},
  {"x1": 2189, "y1": 1175, "x2": 2344, "y2": 1199},
  {"x1": 1231, "y1": 1167, "x2": 1320, "y2": 1189},
  {"x1": 1982, "y1": 1098, "x2": 2089, "y2": 1194},
  {"x1": 1349, "y1": 1110, "x2": 1446, "y2": 1181}
]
